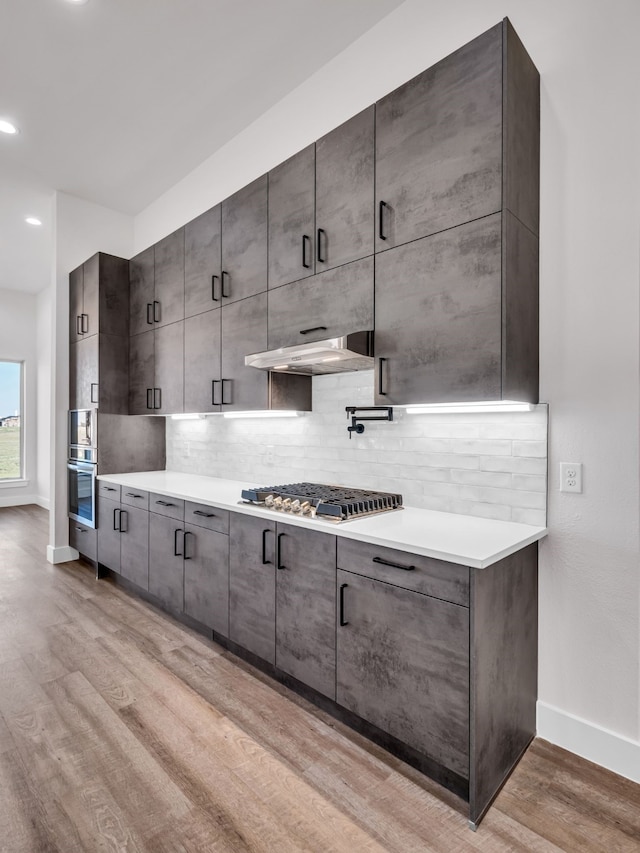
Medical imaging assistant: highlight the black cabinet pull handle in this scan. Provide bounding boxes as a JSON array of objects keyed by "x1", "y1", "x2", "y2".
[
  {"x1": 339, "y1": 583, "x2": 349, "y2": 626},
  {"x1": 155, "y1": 500, "x2": 176, "y2": 507},
  {"x1": 377, "y1": 357, "x2": 387, "y2": 397},
  {"x1": 146, "y1": 303, "x2": 153, "y2": 325},
  {"x1": 146, "y1": 388, "x2": 153, "y2": 410},
  {"x1": 212, "y1": 379, "x2": 221, "y2": 406},
  {"x1": 379, "y1": 200, "x2": 388, "y2": 241},
  {"x1": 221, "y1": 270, "x2": 230, "y2": 298},
  {"x1": 153, "y1": 387, "x2": 161, "y2": 410},
  {"x1": 90, "y1": 383, "x2": 99, "y2": 404},
  {"x1": 277, "y1": 532, "x2": 286, "y2": 570},
  {"x1": 119, "y1": 510, "x2": 128, "y2": 533},
  {"x1": 302, "y1": 234, "x2": 311, "y2": 269},
  {"x1": 81, "y1": 313, "x2": 89, "y2": 334},
  {"x1": 317, "y1": 228, "x2": 326, "y2": 263},
  {"x1": 372, "y1": 556, "x2": 416, "y2": 572},
  {"x1": 75, "y1": 526, "x2": 85, "y2": 532},
  {"x1": 76, "y1": 315, "x2": 82, "y2": 336},
  {"x1": 211, "y1": 274, "x2": 219, "y2": 302},
  {"x1": 125, "y1": 492, "x2": 143, "y2": 498},
  {"x1": 174, "y1": 528, "x2": 184, "y2": 557},
  {"x1": 261, "y1": 528, "x2": 272, "y2": 565},
  {"x1": 113, "y1": 508, "x2": 120, "y2": 531},
  {"x1": 153, "y1": 300, "x2": 160, "y2": 323},
  {"x1": 221, "y1": 378, "x2": 232, "y2": 405},
  {"x1": 299, "y1": 326, "x2": 327, "y2": 336},
  {"x1": 104, "y1": 486, "x2": 116, "y2": 491},
  {"x1": 193, "y1": 510, "x2": 215, "y2": 518},
  {"x1": 183, "y1": 530, "x2": 194, "y2": 560}
]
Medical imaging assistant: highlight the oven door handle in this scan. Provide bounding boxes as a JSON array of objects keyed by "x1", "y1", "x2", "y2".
[{"x1": 67, "y1": 463, "x2": 95, "y2": 473}]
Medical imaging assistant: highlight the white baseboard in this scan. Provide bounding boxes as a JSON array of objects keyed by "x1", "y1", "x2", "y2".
[
  {"x1": 0, "y1": 493, "x2": 42, "y2": 508},
  {"x1": 36, "y1": 496, "x2": 50, "y2": 510},
  {"x1": 537, "y1": 701, "x2": 640, "y2": 783},
  {"x1": 46, "y1": 544, "x2": 79, "y2": 564}
]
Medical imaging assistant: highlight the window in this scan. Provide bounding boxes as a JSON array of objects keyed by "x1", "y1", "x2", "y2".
[{"x1": 0, "y1": 361, "x2": 23, "y2": 480}]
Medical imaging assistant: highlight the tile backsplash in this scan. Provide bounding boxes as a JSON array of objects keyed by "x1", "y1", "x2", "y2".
[{"x1": 167, "y1": 371, "x2": 548, "y2": 526}]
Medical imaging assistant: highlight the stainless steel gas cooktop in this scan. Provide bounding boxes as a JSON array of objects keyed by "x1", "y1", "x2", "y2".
[{"x1": 240, "y1": 482, "x2": 403, "y2": 523}]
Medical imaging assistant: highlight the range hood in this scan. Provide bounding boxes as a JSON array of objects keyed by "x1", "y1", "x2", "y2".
[{"x1": 245, "y1": 331, "x2": 373, "y2": 376}]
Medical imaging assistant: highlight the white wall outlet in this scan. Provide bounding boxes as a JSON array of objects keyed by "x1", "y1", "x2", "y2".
[
  {"x1": 560, "y1": 462, "x2": 583, "y2": 493},
  {"x1": 265, "y1": 445, "x2": 275, "y2": 465}
]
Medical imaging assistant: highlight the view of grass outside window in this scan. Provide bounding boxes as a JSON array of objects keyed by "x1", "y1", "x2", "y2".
[{"x1": 0, "y1": 361, "x2": 22, "y2": 480}]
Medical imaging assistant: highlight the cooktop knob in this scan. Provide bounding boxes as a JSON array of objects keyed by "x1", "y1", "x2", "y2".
[
  {"x1": 273, "y1": 496, "x2": 283, "y2": 509},
  {"x1": 264, "y1": 494, "x2": 275, "y2": 507},
  {"x1": 281, "y1": 498, "x2": 292, "y2": 511},
  {"x1": 300, "y1": 500, "x2": 311, "y2": 515},
  {"x1": 291, "y1": 499, "x2": 301, "y2": 513}
]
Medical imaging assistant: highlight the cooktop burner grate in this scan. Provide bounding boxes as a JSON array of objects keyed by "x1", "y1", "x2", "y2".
[{"x1": 240, "y1": 482, "x2": 403, "y2": 522}]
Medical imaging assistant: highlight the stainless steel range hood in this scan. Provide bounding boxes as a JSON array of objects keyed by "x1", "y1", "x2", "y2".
[{"x1": 245, "y1": 331, "x2": 373, "y2": 376}]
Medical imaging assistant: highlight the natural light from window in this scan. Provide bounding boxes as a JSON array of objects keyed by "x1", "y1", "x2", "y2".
[{"x1": 0, "y1": 361, "x2": 23, "y2": 480}]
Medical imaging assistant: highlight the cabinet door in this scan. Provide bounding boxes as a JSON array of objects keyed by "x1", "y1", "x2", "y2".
[
  {"x1": 221, "y1": 175, "x2": 268, "y2": 304},
  {"x1": 336, "y1": 570, "x2": 469, "y2": 779},
  {"x1": 82, "y1": 252, "x2": 100, "y2": 338},
  {"x1": 70, "y1": 336, "x2": 99, "y2": 410},
  {"x1": 97, "y1": 497, "x2": 121, "y2": 573},
  {"x1": 268, "y1": 256, "x2": 373, "y2": 349},
  {"x1": 129, "y1": 246, "x2": 155, "y2": 336},
  {"x1": 221, "y1": 293, "x2": 269, "y2": 411},
  {"x1": 374, "y1": 214, "x2": 502, "y2": 405},
  {"x1": 98, "y1": 254, "x2": 130, "y2": 338},
  {"x1": 184, "y1": 523, "x2": 229, "y2": 635},
  {"x1": 98, "y1": 334, "x2": 129, "y2": 414},
  {"x1": 275, "y1": 525, "x2": 336, "y2": 699},
  {"x1": 119, "y1": 505, "x2": 149, "y2": 591},
  {"x1": 154, "y1": 228, "x2": 185, "y2": 327},
  {"x1": 148, "y1": 513, "x2": 184, "y2": 613},
  {"x1": 184, "y1": 309, "x2": 221, "y2": 414},
  {"x1": 154, "y1": 321, "x2": 184, "y2": 415},
  {"x1": 375, "y1": 23, "x2": 502, "y2": 251},
  {"x1": 229, "y1": 514, "x2": 276, "y2": 663},
  {"x1": 268, "y1": 145, "x2": 315, "y2": 288},
  {"x1": 128, "y1": 330, "x2": 155, "y2": 415},
  {"x1": 69, "y1": 519, "x2": 97, "y2": 562},
  {"x1": 185, "y1": 206, "x2": 221, "y2": 318},
  {"x1": 69, "y1": 264, "x2": 84, "y2": 344},
  {"x1": 315, "y1": 107, "x2": 374, "y2": 272}
]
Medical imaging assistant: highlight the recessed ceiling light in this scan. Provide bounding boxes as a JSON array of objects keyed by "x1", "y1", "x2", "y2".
[
  {"x1": 0, "y1": 119, "x2": 18, "y2": 135},
  {"x1": 25, "y1": 217, "x2": 42, "y2": 226},
  {"x1": 65, "y1": 0, "x2": 89, "y2": 4}
]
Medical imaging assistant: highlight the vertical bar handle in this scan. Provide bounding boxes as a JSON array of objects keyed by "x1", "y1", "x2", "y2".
[
  {"x1": 221, "y1": 379, "x2": 232, "y2": 405},
  {"x1": 153, "y1": 388, "x2": 161, "y2": 410},
  {"x1": 153, "y1": 300, "x2": 160, "y2": 323},
  {"x1": 146, "y1": 303, "x2": 153, "y2": 325},
  {"x1": 113, "y1": 508, "x2": 120, "y2": 531},
  {"x1": 183, "y1": 531, "x2": 194, "y2": 560},
  {"x1": 339, "y1": 583, "x2": 349, "y2": 627},
  {"x1": 146, "y1": 388, "x2": 153, "y2": 410},
  {"x1": 212, "y1": 379, "x2": 221, "y2": 406},
  {"x1": 277, "y1": 532, "x2": 286, "y2": 570},
  {"x1": 76, "y1": 315, "x2": 82, "y2": 336},
  {"x1": 90, "y1": 383, "x2": 99, "y2": 404},
  {"x1": 221, "y1": 271, "x2": 230, "y2": 298},
  {"x1": 302, "y1": 234, "x2": 311, "y2": 269},
  {"x1": 317, "y1": 228, "x2": 326, "y2": 263},
  {"x1": 211, "y1": 274, "x2": 219, "y2": 302},
  {"x1": 379, "y1": 200, "x2": 388, "y2": 241},
  {"x1": 378, "y1": 357, "x2": 387, "y2": 397},
  {"x1": 174, "y1": 528, "x2": 184, "y2": 557},
  {"x1": 81, "y1": 313, "x2": 89, "y2": 334},
  {"x1": 119, "y1": 510, "x2": 128, "y2": 533},
  {"x1": 261, "y1": 528, "x2": 272, "y2": 565}
]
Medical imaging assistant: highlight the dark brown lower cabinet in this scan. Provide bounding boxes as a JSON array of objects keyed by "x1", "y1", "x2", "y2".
[
  {"x1": 336, "y1": 568, "x2": 469, "y2": 780},
  {"x1": 183, "y1": 522, "x2": 229, "y2": 635},
  {"x1": 275, "y1": 526, "x2": 336, "y2": 700},
  {"x1": 148, "y1": 512, "x2": 184, "y2": 612},
  {"x1": 229, "y1": 514, "x2": 276, "y2": 663},
  {"x1": 97, "y1": 496, "x2": 121, "y2": 573},
  {"x1": 119, "y1": 505, "x2": 149, "y2": 591}
]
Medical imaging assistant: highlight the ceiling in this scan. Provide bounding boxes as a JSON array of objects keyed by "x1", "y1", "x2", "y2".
[{"x1": 0, "y1": 0, "x2": 404, "y2": 293}]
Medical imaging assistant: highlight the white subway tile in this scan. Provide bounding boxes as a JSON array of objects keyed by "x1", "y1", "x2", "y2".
[
  {"x1": 513, "y1": 440, "x2": 547, "y2": 458},
  {"x1": 451, "y1": 469, "x2": 512, "y2": 489},
  {"x1": 511, "y1": 507, "x2": 547, "y2": 526},
  {"x1": 512, "y1": 473, "x2": 547, "y2": 492}
]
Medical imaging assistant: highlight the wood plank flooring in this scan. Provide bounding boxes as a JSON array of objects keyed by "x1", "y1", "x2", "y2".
[{"x1": 0, "y1": 505, "x2": 638, "y2": 852}]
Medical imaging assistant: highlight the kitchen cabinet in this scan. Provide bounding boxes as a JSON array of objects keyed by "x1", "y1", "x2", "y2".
[
  {"x1": 70, "y1": 334, "x2": 129, "y2": 413},
  {"x1": 129, "y1": 246, "x2": 155, "y2": 337},
  {"x1": 183, "y1": 521, "x2": 229, "y2": 635},
  {"x1": 336, "y1": 568, "x2": 470, "y2": 779},
  {"x1": 185, "y1": 205, "x2": 221, "y2": 318},
  {"x1": 275, "y1": 525, "x2": 336, "y2": 700},
  {"x1": 119, "y1": 504, "x2": 149, "y2": 591},
  {"x1": 128, "y1": 330, "x2": 155, "y2": 415},
  {"x1": 149, "y1": 510, "x2": 185, "y2": 614},
  {"x1": 220, "y1": 293, "x2": 267, "y2": 411},
  {"x1": 69, "y1": 519, "x2": 97, "y2": 562},
  {"x1": 267, "y1": 256, "x2": 373, "y2": 350},
  {"x1": 375, "y1": 23, "x2": 502, "y2": 251},
  {"x1": 220, "y1": 175, "x2": 268, "y2": 304},
  {"x1": 129, "y1": 229, "x2": 185, "y2": 334},
  {"x1": 268, "y1": 109, "x2": 375, "y2": 289},
  {"x1": 69, "y1": 336, "x2": 98, "y2": 410},
  {"x1": 128, "y1": 322, "x2": 184, "y2": 415},
  {"x1": 69, "y1": 253, "x2": 128, "y2": 343},
  {"x1": 229, "y1": 513, "x2": 276, "y2": 663},
  {"x1": 69, "y1": 264, "x2": 85, "y2": 344},
  {"x1": 184, "y1": 309, "x2": 222, "y2": 413},
  {"x1": 96, "y1": 494, "x2": 121, "y2": 573}
]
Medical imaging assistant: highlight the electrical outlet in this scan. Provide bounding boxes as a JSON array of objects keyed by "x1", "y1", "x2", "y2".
[
  {"x1": 560, "y1": 462, "x2": 583, "y2": 493},
  {"x1": 265, "y1": 445, "x2": 275, "y2": 465}
]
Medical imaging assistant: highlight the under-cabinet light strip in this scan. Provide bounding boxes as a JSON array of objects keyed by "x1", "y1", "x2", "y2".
[
  {"x1": 222, "y1": 410, "x2": 304, "y2": 419},
  {"x1": 405, "y1": 401, "x2": 535, "y2": 414}
]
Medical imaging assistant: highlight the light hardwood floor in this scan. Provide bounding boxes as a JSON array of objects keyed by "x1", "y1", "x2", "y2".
[{"x1": 0, "y1": 505, "x2": 638, "y2": 852}]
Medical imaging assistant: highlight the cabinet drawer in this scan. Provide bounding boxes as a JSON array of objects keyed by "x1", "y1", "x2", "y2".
[
  {"x1": 337, "y1": 538, "x2": 469, "y2": 606},
  {"x1": 149, "y1": 492, "x2": 184, "y2": 521},
  {"x1": 69, "y1": 519, "x2": 97, "y2": 561},
  {"x1": 185, "y1": 501, "x2": 229, "y2": 534},
  {"x1": 98, "y1": 482, "x2": 121, "y2": 501},
  {"x1": 121, "y1": 488, "x2": 150, "y2": 510}
]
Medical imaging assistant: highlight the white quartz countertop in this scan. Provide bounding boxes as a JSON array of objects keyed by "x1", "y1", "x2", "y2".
[{"x1": 97, "y1": 470, "x2": 547, "y2": 569}]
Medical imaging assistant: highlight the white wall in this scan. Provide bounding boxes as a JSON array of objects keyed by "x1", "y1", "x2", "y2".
[
  {"x1": 36, "y1": 287, "x2": 51, "y2": 507},
  {"x1": 0, "y1": 289, "x2": 40, "y2": 507},
  {"x1": 134, "y1": 0, "x2": 640, "y2": 778},
  {"x1": 47, "y1": 192, "x2": 134, "y2": 563}
]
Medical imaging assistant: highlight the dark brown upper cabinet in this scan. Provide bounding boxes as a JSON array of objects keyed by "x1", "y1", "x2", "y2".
[
  {"x1": 268, "y1": 109, "x2": 375, "y2": 289},
  {"x1": 130, "y1": 228, "x2": 184, "y2": 334},
  {"x1": 184, "y1": 308, "x2": 222, "y2": 414},
  {"x1": 128, "y1": 321, "x2": 184, "y2": 416},
  {"x1": 220, "y1": 175, "x2": 268, "y2": 304},
  {"x1": 184, "y1": 205, "x2": 222, "y2": 319},
  {"x1": 69, "y1": 253, "x2": 128, "y2": 343},
  {"x1": 375, "y1": 22, "x2": 503, "y2": 252}
]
